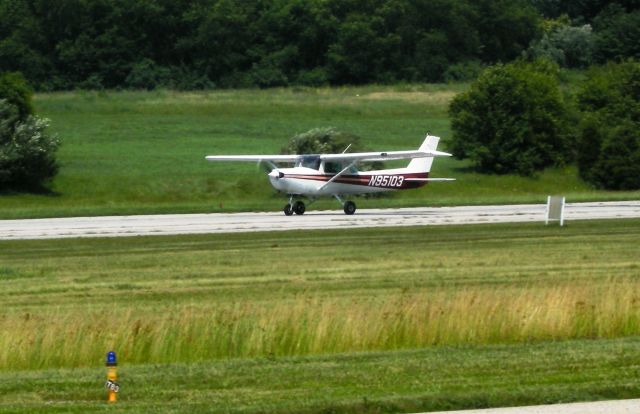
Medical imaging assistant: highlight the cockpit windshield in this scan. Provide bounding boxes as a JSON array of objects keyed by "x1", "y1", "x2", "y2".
[{"x1": 299, "y1": 155, "x2": 321, "y2": 170}]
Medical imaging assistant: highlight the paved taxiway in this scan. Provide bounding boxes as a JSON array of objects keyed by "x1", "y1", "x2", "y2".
[
  {"x1": 1, "y1": 201, "x2": 639, "y2": 240},
  {"x1": 423, "y1": 398, "x2": 640, "y2": 413}
]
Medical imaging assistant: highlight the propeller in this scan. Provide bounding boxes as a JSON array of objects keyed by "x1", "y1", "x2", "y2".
[
  {"x1": 258, "y1": 160, "x2": 284, "y2": 179},
  {"x1": 257, "y1": 159, "x2": 273, "y2": 173}
]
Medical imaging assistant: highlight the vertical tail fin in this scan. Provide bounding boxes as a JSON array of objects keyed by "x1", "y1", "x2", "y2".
[{"x1": 407, "y1": 135, "x2": 440, "y2": 173}]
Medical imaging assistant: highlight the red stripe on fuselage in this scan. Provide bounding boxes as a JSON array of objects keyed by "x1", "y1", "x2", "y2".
[{"x1": 284, "y1": 172, "x2": 429, "y2": 189}]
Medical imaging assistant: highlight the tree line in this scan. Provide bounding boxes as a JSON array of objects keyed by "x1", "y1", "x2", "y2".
[
  {"x1": 0, "y1": 0, "x2": 637, "y2": 90},
  {"x1": 449, "y1": 59, "x2": 640, "y2": 189}
]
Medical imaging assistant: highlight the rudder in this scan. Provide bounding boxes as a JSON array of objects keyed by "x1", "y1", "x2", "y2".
[{"x1": 407, "y1": 135, "x2": 440, "y2": 173}]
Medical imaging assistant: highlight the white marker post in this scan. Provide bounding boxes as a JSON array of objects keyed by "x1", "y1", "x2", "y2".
[{"x1": 545, "y1": 196, "x2": 565, "y2": 226}]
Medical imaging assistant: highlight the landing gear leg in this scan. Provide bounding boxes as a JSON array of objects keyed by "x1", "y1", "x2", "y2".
[
  {"x1": 334, "y1": 195, "x2": 357, "y2": 215},
  {"x1": 284, "y1": 195, "x2": 294, "y2": 216}
]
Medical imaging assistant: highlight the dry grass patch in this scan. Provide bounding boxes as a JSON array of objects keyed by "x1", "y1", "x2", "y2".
[{"x1": 2, "y1": 278, "x2": 638, "y2": 370}]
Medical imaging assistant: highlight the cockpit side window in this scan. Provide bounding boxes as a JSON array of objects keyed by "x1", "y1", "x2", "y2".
[
  {"x1": 324, "y1": 161, "x2": 341, "y2": 174},
  {"x1": 324, "y1": 161, "x2": 359, "y2": 174}
]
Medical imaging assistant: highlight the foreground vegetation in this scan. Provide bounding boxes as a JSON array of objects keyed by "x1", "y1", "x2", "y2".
[
  {"x1": 0, "y1": 86, "x2": 638, "y2": 219},
  {"x1": 2, "y1": 337, "x2": 639, "y2": 414},
  {"x1": 1, "y1": 220, "x2": 639, "y2": 412}
]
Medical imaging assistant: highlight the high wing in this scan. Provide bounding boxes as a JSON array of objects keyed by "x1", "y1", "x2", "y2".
[
  {"x1": 205, "y1": 154, "x2": 300, "y2": 162},
  {"x1": 205, "y1": 149, "x2": 451, "y2": 163},
  {"x1": 320, "y1": 149, "x2": 451, "y2": 162}
]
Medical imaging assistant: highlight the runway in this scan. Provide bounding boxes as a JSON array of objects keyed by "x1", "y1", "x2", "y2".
[
  {"x1": 1, "y1": 201, "x2": 639, "y2": 240},
  {"x1": 423, "y1": 398, "x2": 640, "y2": 413}
]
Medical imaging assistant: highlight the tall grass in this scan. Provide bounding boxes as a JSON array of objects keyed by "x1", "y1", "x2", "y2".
[{"x1": 3, "y1": 278, "x2": 638, "y2": 370}]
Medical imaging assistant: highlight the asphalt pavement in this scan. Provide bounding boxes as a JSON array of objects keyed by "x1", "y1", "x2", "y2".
[
  {"x1": 422, "y1": 398, "x2": 640, "y2": 414},
  {"x1": 1, "y1": 201, "x2": 639, "y2": 240}
]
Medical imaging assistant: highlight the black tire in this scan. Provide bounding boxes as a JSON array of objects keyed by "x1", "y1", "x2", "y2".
[
  {"x1": 343, "y1": 201, "x2": 356, "y2": 215},
  {"x1": 293, "y1": 201, "x2": 306, "y2": 215},
  {"x1": 284, "y1": 204, "x2": 293, "y2": 216}
]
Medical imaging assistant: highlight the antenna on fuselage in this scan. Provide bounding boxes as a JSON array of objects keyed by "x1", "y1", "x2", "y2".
[{"x1": 341, "y1": 144, "x2": 352, "y2": 153}]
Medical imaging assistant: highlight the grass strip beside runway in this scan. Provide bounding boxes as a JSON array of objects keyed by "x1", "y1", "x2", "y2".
[{"x1": 1, "y1": 219, "x2": 639, "y2": 368}]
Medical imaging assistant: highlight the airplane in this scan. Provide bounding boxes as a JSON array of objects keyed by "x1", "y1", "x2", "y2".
[{"x1": 205, "y1": 134, "x2": 454, "y2": 215}]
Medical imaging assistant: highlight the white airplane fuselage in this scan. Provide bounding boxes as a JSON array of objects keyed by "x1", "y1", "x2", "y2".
[{"x1": 268, "y1": 166, "x2": 428, "y2": 197}]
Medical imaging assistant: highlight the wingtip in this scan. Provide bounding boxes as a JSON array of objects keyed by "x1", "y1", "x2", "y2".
[{"x1": 423, "y1": 150, "x2": 452, "y2": 157}]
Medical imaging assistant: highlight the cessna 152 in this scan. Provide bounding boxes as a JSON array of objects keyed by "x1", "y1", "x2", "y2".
[{"x1": 205, "y1": 134, "x2": 453, "y2": 215}]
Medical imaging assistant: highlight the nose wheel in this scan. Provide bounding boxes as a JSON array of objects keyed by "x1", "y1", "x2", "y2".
[{"x1": 284, "y1": 200, "x2": 306, "y2": 215}]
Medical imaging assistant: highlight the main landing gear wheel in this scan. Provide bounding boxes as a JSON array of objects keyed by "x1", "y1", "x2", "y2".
[
  {"x1": 293, "y1": 200, "x2": 306, "y2": 215},
  {"x1": 343, "y1": 201, "x2": 356, "y2": 215},
  {"x1": 283, "y1": 204, "x2": 293, "y2": 216}
]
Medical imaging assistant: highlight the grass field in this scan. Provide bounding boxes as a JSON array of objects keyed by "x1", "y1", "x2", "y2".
[
  {"x1": 0, "y1": 84, "x2": 639, "y2": 219},
  {"x1": 1, "y1": 220, "x2": 640, "y2": 412}
]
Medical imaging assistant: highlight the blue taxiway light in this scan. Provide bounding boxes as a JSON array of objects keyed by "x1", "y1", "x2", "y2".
[{"x1": 106, "y1": 351, "x2": 117, "y2": 366}]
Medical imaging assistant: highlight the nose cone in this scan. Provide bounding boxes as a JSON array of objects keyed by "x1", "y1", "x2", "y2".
[
  {"x1": 268, "y1": 169, "x2": 282, "y2": 179},
  {"x1": 268, "y1": 169, "x2": 285, "y2": 190}
]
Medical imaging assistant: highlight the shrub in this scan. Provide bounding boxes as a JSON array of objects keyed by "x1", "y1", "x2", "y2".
[
  {"x1": 576, "y1": 61, "x2": 640, "y2": 190},
  {"x1": 125, "y1": 59, "x2": 171, "y2": 90},
  {"x1": 283, "y1": 127, "x2": 363, "y2": 155},
  {"x1": 282, "y1": 127, "x2": 382, "y2": 171},
  {"x1": 77, "y1": 74, "x2": 104, "y2": 91},
  {"x1": 0, "y1": 99, "x2": 60, "y2": 191},
  {"x1": 443, "y1": 60, "x2": 484, "y2": 82},
  {"x1": 295, "y1": 68, "x2": 329, "y2": 87},
  {"x1": 168, "y1": 67, "x2": 215, "y2": 90},
  {"x1": 449, "y1": 60, "x2": 572, "y2": 176}
]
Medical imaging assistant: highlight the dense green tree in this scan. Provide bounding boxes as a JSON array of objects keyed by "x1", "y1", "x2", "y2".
[
  {"x1": 592, "y1": 5, "x2": 640, "y2": 62},
  {"x1": 0, "y1": 72, "x2": 33, "y2": 120},
  {"x1": 449, "y1": 60, "x2": 572, "y2": 176},
  {"x1": 576, "y1": 61, "x2": 640, "y2": 189},
  {"x1": 0, "y1": 0, "x2": 547, "y2": 89},
  {"x1": 474, "y1": 0, "x2": 541, "y2": 63},
  {"x1": 529, "y1": 0, "x2": 638, "y2": 21},
  {"x1": 526, "y1": 22, "x2": 595, "y2": 68},
  {"x1": 327, "y1": 16, "x2": 397, "y2": 84},
  {"x1": 0, "y1": 1, "x2": 50, "y2": 83}
]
